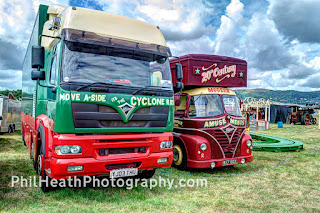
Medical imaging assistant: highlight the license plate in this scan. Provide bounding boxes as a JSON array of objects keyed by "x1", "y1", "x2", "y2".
[
  {"x1": 110, "y1": 168, "x2": 138, "y2": 178},
  {"x1": 222, "y1": 159, "x2": 238, "y2": 165}
]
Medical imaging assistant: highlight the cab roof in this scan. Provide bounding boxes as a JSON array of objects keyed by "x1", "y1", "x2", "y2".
[{"x1": 42, "y1": 5, "x2": 167, "y2": 49}]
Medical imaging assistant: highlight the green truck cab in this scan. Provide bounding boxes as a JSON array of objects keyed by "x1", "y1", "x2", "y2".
[{"x1": 22, "y1": 4, "x2": 175, "y2": 191}]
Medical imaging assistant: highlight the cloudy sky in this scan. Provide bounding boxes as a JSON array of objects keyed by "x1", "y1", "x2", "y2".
[{"x1": 0, "y1": 0, "x2": 320, "y2": 91}]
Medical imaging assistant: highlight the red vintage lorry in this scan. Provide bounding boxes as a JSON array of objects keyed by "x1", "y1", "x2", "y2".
[{"x1": 169, "y1": 54, "x2": 253, "y2": 170}]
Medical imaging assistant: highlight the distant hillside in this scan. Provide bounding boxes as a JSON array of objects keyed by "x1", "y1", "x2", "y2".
[{"x1": 234, "y1": 89, "x2": 320, "y2": 104}]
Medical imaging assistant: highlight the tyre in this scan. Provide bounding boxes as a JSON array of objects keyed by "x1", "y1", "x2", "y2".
[
  {"x1": 313, "y1": 118, "x2": 317, "y2": 125},
  {"x1": 8, "y1": 126, "x2": 12, "y2": 134},
  {"x1": 22, "y1": 133, "x2": 26, "y2": 146},
  {"x1": 12, "y1": 125, "x2": 15, "y2": 132},
  {"x1": 301, "y1": 113, "x2": 311, "y2": 125},
  {"x1": 30, "y1": 142, "x2": 37, "y2": 170},
  {"x1": 136, "y1": 169, "x2": 156, "y2": 179},
  {"x1": 37, "y1": 130, "x2": 52, "y2": 192},
  {"x1": 172, "y1": 142, "x2": 187, "y2": 170}
]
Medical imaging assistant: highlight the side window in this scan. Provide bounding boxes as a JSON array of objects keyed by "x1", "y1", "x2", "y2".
[
  {"x1": 175, "y1": 95, "x2": 187, "y2": 116},
  {"x1": 50, "y1": 42, "x2": 61, "y2": 85}
]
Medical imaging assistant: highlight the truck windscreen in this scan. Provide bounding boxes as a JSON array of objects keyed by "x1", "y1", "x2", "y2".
[
  {"x1": 188, "y1": 94, "x2": 242, "y2": 117},
  {"x1": 61, "y1": 41, "x2": 172, "y2": 90},
  {"x1": 189, "y1": 95, "x2": 224, "y2": 117},
  {"x1": 222, "y1": 95, "x2": 242, "y2": 116}
]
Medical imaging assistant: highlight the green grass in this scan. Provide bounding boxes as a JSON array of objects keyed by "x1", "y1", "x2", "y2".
[{"x1": 1, "y1": 124, "x2": 320, "y2": 212}]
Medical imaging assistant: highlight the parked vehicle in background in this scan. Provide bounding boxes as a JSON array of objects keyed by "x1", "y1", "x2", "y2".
[
  {"x1": 288, "y1": 104, "x2": 317, "y2": 125},
  {"x1": 0, "y1": 95, "x2": 20, "y2": 133},
  {"x1": 169, "y1": 54, "x2": 253, "y2": 170},
  {"x1": 22, "y1": 4, "x2": 178, "y2": 191}
]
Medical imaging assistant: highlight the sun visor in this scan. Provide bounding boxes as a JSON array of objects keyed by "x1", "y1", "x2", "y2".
[{"x1": 61, "y1": 28, "x2": 172, "y2": 57}]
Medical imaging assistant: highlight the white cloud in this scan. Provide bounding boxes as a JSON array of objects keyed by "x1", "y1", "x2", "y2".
[
  {"x1": 226, "y1": 0, "x2": 244, "y2": 22},
  {"x1": 0, "y1": 70, "x2": 22, "y2": 90},
  {"x1": 310, "y1": 57, "x2": 320, "y2": 70},
  {"x1": 268, "y1": 0, "x2": 320, "y2": 43},
  {"x1": 214, "y1": 0, "x2": 245, "y2": 56},
  {"x1": 167, "y1": 36, "x2": 215, "y2": 56},
  {"x1": 0, "y1": 0, "x2": 319, "y2": 92},
  {"x1": 138, "y1": 4, "x2": 179, "y2": 22}
]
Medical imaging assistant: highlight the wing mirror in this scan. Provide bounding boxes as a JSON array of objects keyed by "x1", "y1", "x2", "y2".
[
  {"x1": 31, "y1": 45, "x2": 45, "y2": 81},
  {"x1": 0, "y1": 116, "x2": 2, "y2": 120},
  {"x1": 175, "y1": 82, "x2": 184, "y2": 90},
  {"x1": 31, "y1": 70, "x2": 45, "y2": 80},
  {"x1": 176, "y1": 63, "x2": 183, "y2": 81},
  {"x1": 32, "y1": 45, "x2": 44, "y2": 69}
]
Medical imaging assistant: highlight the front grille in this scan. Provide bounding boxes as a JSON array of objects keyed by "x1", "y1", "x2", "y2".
[
  {"x1": 72, "y1": 103, "x2": 169, "y2": 128},
  {"x1": 99, "y1": 147, "x2": 146, "y2": 156},
  {"x1": 209, "y1": 127, "x2": 244, "y2": 158}
]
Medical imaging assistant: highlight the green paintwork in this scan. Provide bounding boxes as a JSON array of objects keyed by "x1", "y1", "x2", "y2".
[
  {"x1": 251, "y1": 132, "x2": 304, "y2": 152},
  {"x1": 23, "y1": 5, "x2": 174, "y2": 134},
  {"x1": 54, "y1": 89, "x2": 174, "y2": 133}
]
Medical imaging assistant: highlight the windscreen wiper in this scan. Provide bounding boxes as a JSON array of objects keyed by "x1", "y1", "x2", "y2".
[
  {"x1": 76, "y1": 82, "x2": 126, "y2": 91},
  {"x1": 132, "y1": 86, "x2": 162, "y2": 95}
]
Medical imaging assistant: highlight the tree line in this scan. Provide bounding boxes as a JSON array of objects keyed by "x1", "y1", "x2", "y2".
[{"x1": 0, "y1": 90, "x2": 22, "y2": 100}]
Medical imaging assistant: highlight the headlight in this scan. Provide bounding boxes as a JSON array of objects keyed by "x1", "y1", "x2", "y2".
[
  {"x1": 200, "y1": 143, "x2": 207, "y2": 151},
  {"x1": 160, "y1": 141, "x2": 172, "y2": 149},
  {"x1": 210, "y1": 162, "x2": 216, "y2": 169},
  {"x1": 60, "y1": 146, "x2": 70, "y2": 154},
  {"x1": 246, "y1": 140, "x2": 252, "y2": 147},
  {"x1": 71, "y1": 145, "x2": 81, "y2": 154},
  {"x1": 55, "y1": 145, "x2": 81, "y2": 154}
]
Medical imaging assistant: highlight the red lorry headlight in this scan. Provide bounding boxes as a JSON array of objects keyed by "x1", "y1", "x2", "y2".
[
  {"x1": 246, "y1": 140, "x2": 252, "y2": 148},
  {"x1": 55, "y1": 145, "x2": 82, "y2": 154},
  {"x1": 200, "y1": 143, "x2": 207, "y2": 151}
]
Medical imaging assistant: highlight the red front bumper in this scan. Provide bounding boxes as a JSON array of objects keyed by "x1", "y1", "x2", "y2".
[
  {"x1": 187, "y1": 155, "x2": 253, "y2": 169},
  {"x1": 46, "y1": 132, "x2": 173, "y2": 179}
]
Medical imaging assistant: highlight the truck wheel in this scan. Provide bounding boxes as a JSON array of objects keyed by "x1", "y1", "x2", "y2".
[
  {"x1": 37, "y1": 145, "x2": 51, "y2": 192},
  {"x1": 8, "y1": 126, "x2": 12, "y2": 134},
  {"x1": 301, "y1": 113, "x2": 311, "y2": 125},
  {"x1": 12, "y1": 125, "x2": 15, "y2": 132},
  {"x1": 22, "y1": 134, "x2": 26, "y2": 146},
  {"x1": 36, "y1": 127, "x2": 52, "y2": 193},
  {"x1": 30, "y1": 142, "x2": 36, "y2": 170},
  {"x1": 313, "y1": 118, "x2": 317, "y2": 125},
  {"x1": 136, "y1": 169, "x2": 156, "y2": 179},
  {"x1": 172, "y1": 143, "x2": 187, "y2": 170}
]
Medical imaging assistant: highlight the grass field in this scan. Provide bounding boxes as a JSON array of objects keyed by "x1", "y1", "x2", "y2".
[{"x1": 0, "y1": 124, "x2": 319, "y2": 212}]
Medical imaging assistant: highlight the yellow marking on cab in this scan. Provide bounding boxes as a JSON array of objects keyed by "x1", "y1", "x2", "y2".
[{"x1": 182, "y1": 87, "x2": 236, "y2": 96}]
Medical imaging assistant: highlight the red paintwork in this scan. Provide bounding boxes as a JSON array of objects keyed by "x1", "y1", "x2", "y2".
[
  {"x1": 170, "y1": 54, "x2": 247, "y2": 88},
  {"x1": 170, "y1": 54, "x2": 252, "y2": 169},
  {"x1": 21, "y1": 112, "x2": 173, "y2": 179},
  {"x1": 174, "y1": 109, "x2": 253, "y2": 169}
]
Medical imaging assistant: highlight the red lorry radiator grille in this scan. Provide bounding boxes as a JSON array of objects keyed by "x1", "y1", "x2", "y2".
[{"x1": 209, "y1": 128, "x2": 244, "y2": 158}]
